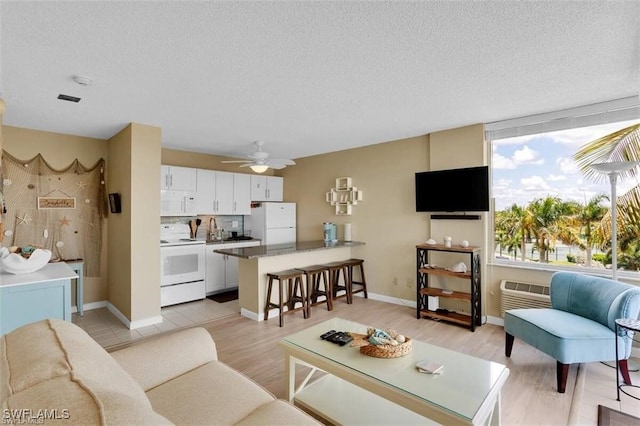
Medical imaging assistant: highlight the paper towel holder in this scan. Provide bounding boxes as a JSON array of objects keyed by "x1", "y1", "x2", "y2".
[{"x1": 344, "y1": 223, "x2": 352, "y2": 241}]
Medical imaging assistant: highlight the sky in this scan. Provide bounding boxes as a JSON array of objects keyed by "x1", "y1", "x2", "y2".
[{"x1": 492, "y1": 118, "x2": 640, "y2": 211}]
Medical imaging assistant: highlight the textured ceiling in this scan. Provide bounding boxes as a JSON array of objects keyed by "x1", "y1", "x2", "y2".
[{"x1": 1, "y1": 1, "x2": 639, "y2": 161}]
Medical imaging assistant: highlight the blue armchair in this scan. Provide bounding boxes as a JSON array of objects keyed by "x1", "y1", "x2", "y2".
[{"x1": 504, "y1": 271, "x2": 640, "y2": 393}]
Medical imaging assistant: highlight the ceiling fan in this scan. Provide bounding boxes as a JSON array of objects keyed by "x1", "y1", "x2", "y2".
[{"x1": 221, "y1": 141, "x2": 296, "y2": 173}]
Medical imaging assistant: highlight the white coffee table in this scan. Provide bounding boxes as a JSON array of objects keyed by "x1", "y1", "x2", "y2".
[{"x1": 279, "y1": 318, "x2": 510, "y2": 425}]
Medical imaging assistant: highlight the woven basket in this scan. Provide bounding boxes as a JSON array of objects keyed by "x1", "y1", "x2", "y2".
[{"x1": 350, "y1": 332, "x2": 413, "y2": 358}]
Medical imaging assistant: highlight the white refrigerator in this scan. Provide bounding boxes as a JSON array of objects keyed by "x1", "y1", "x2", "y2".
[{"x1": 248, "y1": 202, "x2": 296, "y2": 245}]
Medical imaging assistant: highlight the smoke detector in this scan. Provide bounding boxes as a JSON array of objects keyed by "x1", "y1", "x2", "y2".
[{"x1": 72, "y1": 75, "x2": 93, "y2": 86}]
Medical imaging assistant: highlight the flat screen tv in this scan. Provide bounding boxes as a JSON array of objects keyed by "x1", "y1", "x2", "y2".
[{"x1": 415, "y1": 166, "x2": 489, "y2": 212}]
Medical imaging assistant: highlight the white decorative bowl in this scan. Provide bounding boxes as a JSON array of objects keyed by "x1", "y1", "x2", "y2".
[{"x1": 0, "y1": 248, "x2": 52, "y2": 274}]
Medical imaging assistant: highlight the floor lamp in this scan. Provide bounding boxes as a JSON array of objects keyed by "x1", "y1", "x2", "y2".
[
  {"x1": 591, "y1": 161, "x2": 640, "y2": 372},
  {"x1": 590, "y1": 161, "x2": 640, "y2": 280}
]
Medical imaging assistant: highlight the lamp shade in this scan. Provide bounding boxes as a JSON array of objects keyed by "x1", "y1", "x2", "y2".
[
  {"x1": 590, "y1": 161, "x2": 640, "y2": 174},
  {"x1": 249, "y1": 164, "x2": 269, "y2": 173}
]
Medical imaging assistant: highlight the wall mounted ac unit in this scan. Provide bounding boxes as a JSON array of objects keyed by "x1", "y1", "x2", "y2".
[{"x1": 500, "y1": 280, "x2": 551, "y2": 317}]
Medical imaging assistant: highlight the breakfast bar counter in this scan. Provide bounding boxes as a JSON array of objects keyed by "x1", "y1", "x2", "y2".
[{"x1": 215, "y1": 241, "x2": 365, "y2": 321}]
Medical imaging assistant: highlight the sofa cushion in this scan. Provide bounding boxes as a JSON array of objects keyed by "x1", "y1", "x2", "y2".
[
  {"x1": 147, "y1": 361, "x2": 275, "y2": 424},
  {"x1": 111, "y1": 327, "x2": 217, "y2": 391},
  {"x1": 1, "y1": 319, "x2": 170, "y2": 425},
  {"x1": 504, "y1": 308, "x2": 626, "y2": 363},
  {"x1": 549, "y1": 271, "x2": 640, "y2": 329},
  {"x1": 235, "y1": 400, "x2": 321, "y2": 425}
]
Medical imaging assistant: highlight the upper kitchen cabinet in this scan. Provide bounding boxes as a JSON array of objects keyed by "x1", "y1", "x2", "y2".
[
  {"x1": 196, "y1": 169, "x2": 234, "y2": 214},
  {"x1": 232, "y1": 173, "x2": 252, "y2": 215},
  {"x1": 161, "y1": 165, "x2": 197, "y2": 191},
  {"x1": 250, "y1": 175, "x2": 283, "y2": 202}
]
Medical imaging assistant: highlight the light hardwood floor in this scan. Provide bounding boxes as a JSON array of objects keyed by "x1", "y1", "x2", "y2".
[{"x1": 95, "y1": 297, "x2": 639, "y2": 425}]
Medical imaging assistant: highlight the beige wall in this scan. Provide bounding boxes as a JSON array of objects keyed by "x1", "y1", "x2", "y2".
[
  {"x1": 130, "y1": 124, "x2": 162, "y2": 322},
  {"x1": 427, "y1": 124, "x2": 492, "y2": 315},
  {"x1": 282, "y1": 135, "x2": 430, "y2": 302},
  {"x1": 107, "y1": 124, "x2": 162, "y2": 323},
  {"x1": 3, "y1": 126, "x2": 108, "y2": 169},
  {"x1": 107, "y1": 126, "x2": 133, "y2": 317},
  {"x1": 2, "y1": 125, "x2": 109, "y2": 304}
]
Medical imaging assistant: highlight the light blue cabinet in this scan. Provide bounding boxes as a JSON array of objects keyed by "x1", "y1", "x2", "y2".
[{"x1": 0, "y1": 263, "x2": 77, "y2": 335}]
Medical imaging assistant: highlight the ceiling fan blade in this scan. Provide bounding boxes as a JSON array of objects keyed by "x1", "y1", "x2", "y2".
[
  {"x1": 267, "y1": 159, "x2": 296, "y2": 166},
  {"x1": 221, "y1": 160, "x2": 251, "y2": 164}
]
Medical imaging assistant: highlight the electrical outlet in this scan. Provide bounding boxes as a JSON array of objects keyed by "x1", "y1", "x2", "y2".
[{"x1": 232, "y1": 220, "x2": 239, "y2": 228}]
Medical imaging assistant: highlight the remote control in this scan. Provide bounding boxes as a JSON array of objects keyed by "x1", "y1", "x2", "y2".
[
  {"x1": 320, "y1": 330, "x2": 337, "y2": 340},
  {"x1": 335, "y1": 333, "x2": 353, "y2": 346},
  {"x1": 328, "y1": 331, "x2": 353, "y2": 346}
]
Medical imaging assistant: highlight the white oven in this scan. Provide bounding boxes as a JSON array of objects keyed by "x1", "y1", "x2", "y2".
[
  {"x1": 160, "y1": 243, "x2": 205, "y2": 287},
  {"x1": 160, "y1": 224, "x2": 206, "y2": 307}
]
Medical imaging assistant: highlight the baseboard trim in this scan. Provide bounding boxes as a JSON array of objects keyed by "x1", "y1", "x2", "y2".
[
  {"x1": 241, "y1": 308, "x2": 261, "y2": 322},
  {"x1": 104, "y1": 302, "x2": 162, "y2": 330},
  {"x1": 72, "y1": 301, "x2": 106, "y2": 313}
]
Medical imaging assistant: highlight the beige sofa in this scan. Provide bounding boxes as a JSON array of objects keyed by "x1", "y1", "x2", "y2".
[{"x1": 1, "y1": 319, "x2": 319, "y2": 425}]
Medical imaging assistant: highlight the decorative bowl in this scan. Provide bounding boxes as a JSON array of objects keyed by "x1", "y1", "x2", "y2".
[{"x1": 0, "y1": 247, "x2": 52, "y2": 274}]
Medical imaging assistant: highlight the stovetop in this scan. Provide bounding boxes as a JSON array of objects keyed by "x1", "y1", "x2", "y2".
[
  {"x1": 223, "y1": 236, "x2": 254, "y2": 241},
  {"x1": 160, "y1": 224, "x2": 205, "y2": 246}
]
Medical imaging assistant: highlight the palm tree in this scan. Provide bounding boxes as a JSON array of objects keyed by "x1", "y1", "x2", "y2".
[
  {"x1": 618, "y1": 241, "x2": 640, "y2": 271},
  {"x1": 574, "y1": 123, "x2": 640, "y2": 232},
  {"x1": 495, "y1": 204, "x2": 531, "y2": 261},
  {"x1": 573, "y1": 122, "x2": 640, "y2": 269},
  {"x1": 573, "y1": 195, "x2": 609, "y2": 266},
  {"x1": 527, "y1": 197, "x2": 564, "y2": 263}
]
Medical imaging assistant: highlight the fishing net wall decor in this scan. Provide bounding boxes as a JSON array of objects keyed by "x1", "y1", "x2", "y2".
[{"x1": 1, "y1": 151, "x2": 106, "y2": 276}]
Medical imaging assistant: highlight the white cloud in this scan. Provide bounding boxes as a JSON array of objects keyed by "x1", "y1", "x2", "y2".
[
  {"x1": 493, "y1": 178, "x2": 512, "y2": 190},
  {"x1": 556, "y1": 156, "x2": 579, "y2": 175},
  {"x1": 547, "y1": 174, "x2": 566, "y2": 182},
  {"x1": 493, "y1": 153, "x2": 516, "y2": 169},
  {"x1": 513, "y1": 145, "x2": 543, "y2": 165},
  {"x1": 520, "y1": 175, "x2": 551, "y2": 191}
]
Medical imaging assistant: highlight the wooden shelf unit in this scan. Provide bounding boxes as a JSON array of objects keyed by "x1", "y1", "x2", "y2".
[{"x1": 416, "y1": 243, "x2": 481, "y2": 331}]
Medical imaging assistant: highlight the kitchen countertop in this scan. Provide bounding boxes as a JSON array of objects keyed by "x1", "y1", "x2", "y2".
[
  {"x1": 215, "y1": 240, "x2": 365, "y2": 259},
  {"x1": 204, "y1": 238, "x2": 260, "y2": 245}
]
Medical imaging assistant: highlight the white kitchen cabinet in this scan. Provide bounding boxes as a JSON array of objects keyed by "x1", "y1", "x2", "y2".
[
  {"x1": 205, "y1": 241, "x2": 260, "y2": 294},
  {"x1": 205, "y1": 247, "x2": 226, "y2": 293},
  {"x1": 232, "y1": 173, "x2": 252, "y2": 214},
  {"x1": 161, "y1": 165, "x2": 197, "y2": 191},
  {"x1": 214, "y1": 171, "x2": 234, "y2": 214},
  {"x1": 250, "y1": 175, "x2": 283, "y2": 201},
  {"x1": 198, "y1": 170, "x2": 251, "y2": 215},
  {"x1": 196, "y1": 170, "x2": 234, "y2": 215}
]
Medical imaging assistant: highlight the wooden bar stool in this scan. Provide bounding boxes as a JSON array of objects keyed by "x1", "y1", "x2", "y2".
[
  {"x1": 296, "y1": 265, "x2": 332, "y2": 317},
  {"x1": 264, "y1": 269, "x2": 307, "y2": 327},
  {"x1": 345, "y1": 258, "x2": 368, "y2": 299},
  {"x1": 322, "y1": 261, "x2": 352, "y2": 304}
]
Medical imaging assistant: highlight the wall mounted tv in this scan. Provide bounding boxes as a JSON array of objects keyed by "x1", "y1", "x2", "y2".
[{"x1": 415, "y1": 166, "x2": 489, "y2": 212}]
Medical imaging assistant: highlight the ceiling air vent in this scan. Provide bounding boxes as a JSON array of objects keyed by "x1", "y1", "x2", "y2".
[{"x1": 57, "y1": 94, "x2": 81, "y2": 103}]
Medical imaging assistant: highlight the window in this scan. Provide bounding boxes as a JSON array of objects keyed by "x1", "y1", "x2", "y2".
[{"x1": 486, "y1": 97, "x2": 640, "y2": 272}]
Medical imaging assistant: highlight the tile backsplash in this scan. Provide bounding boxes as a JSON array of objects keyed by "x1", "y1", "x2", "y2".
[{"x1": 161, "y1": 215, "x2": 245, "y2": 239}]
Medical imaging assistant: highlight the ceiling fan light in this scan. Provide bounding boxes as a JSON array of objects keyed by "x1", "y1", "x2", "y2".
[{"x1": 250, "y1": 164, "x2": 269, "y2": 173}]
